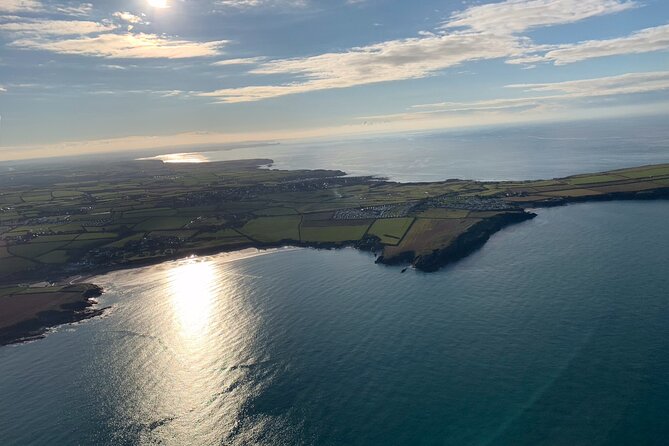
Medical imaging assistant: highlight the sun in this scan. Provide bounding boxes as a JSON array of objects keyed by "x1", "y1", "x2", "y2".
[{"x1": 147, "y1": 0, "x2": 169, "y2": 8}]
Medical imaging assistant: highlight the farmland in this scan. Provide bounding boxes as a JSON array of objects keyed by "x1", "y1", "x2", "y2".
[{"x1": 0, "y1": 158, "x2": 668, "y2": 284}]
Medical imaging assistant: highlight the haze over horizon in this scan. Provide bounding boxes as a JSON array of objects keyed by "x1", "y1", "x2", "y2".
[{"x1": 0, "y1": 0, "x2": 668, "y2": 161}]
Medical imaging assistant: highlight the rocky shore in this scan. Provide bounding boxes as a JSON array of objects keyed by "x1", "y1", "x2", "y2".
[
  {"x1": 376, "y1": 211, "x2": 537, "y2": 272},
  {"x1": 0, "y1": 284, "x2": 106, "y2": 346}
]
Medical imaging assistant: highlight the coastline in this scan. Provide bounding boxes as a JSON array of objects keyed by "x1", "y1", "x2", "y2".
[
  {"x1": 0, "y1": 284, "x2": 106, "y2": 346},
  {"x1": 376, "y1": 210, "x2": 537, "y2": 271},
  {"x1": 7, "y1": 186, "x2": 669, "y2": 286},
  {"x1": 1, "y1": 162, "x2": 668, "y2": 347},
  {"x1": 2, "y1": 191, "x2": 667, "y2": 347}
]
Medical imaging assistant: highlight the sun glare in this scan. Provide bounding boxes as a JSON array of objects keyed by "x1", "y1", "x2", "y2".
[
  {"x1": 169, "y1": 260, "x2": 216, "y2": 339},
  {"x1": 148, "y1": 0, "x2": 169, "y2": 8}
]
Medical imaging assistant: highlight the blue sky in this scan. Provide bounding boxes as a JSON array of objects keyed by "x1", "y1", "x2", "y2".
[{"x1": 0, "y1": 0, "x2": 667, "y2": 160}]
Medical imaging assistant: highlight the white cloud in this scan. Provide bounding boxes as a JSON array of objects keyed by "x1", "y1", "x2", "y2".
[
  {"x1": 215, "y1": 0, "x2": 307, "y2": 9},
  {"x1": 199, "y1": 0, "x2": 646, "y2": 102},
  {"x1": 0, "y1": 0, "x2": 43, "y2": 13},
  {"x1": 10, "y1": 32, "x2": 227, "y2": 58},
  {"x1": 444, "y1": 0, "x2": 637, "y2": 34},
  {"x1": 5, "y1": 74, "x2": 667, "y2": 162},
  {"x1": 55, "y1": 3, "x2": 92, "y2": 17},
  {"x1": 199, "y1": 31, "x2": 529, "y2": 102},
  {"x1": 0, "y1": 19, "x2": 116, "y2": 35},
  {"x1": 510, "y1": 24, "x2": 669, "y2": 65},
  {"x1": 100, "y1": 63, "x2": 126, "y2": 70},
  {"x1": 507, "y1": 71, "x2": 669, "y2": 96},
  {"x1": 0, "y1": 12, "x2": 225, "y2": 59},
  {"x1": 211, "y1": 56, "x2": 266, "y2": 66},
  {"x1": 374, "y1": 71, "x2": 669, "y2": 120},
  {"x1": 112, "y1": 11, "x2": 145, "y2": 25}
]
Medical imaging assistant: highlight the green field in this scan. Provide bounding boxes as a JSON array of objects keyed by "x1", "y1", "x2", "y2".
[
  {"x1": 239, "y1": 216, "x2": 302, "y2": 242},
  {"x1": 253, "y1": 207, "x2": 298, "y2": 216},
  {"x1": 75, "y1": 232, "x2": 119, "y2": 240},
  {"x1": 1, "y1": 159, "x2": 667, "y2": 282},
  {"x1": 9, "y1": 241, "x2": 70, "y2": 258},
  {"x1": 104, "y1": 233, "x2": 146, "y2": 248},
  {"x1": 0, "y1": 256, "x2": 37, "y2": 275},
  {"x1": 566, "y1": 175, "x2": 626, "y2": 185},
  {"x1": 123, "y1": 208, "x2": 176, "y2": 218},
  {"x1": 367, "y1": 218, "x2": 414, "y2": 245},
  {"x1": 615, "y1": 166, "x2": 669, "y2": 179},
  {"x1": 384, "y1": 218, "x2": 481, "y2": 258},
  {"x1": 148, "y1": 230, "x2": 198, "y2": 240},
  {"x1": 301, "y1": 223, "x2": 371, "y2": 243},
  {"x1": 195, "y1": 228, "x2": 244, "y2": 239},
  {"x1": 417, "y1": 208, "x2": 470, "y2": 219},
  {"x1": 52, "y1": 190, "x2": 84, "y2": 198},
  {"x1": 37, "y1": 250, "x2": 70, "y2": 264},
  {"x1": 134, "y1": 217, "x2": 192, "y2": 231}
]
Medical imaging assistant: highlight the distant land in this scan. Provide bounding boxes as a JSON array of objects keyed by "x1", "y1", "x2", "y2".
[{"x1": 1, "y1": 159, "x2": 668, "y2": 344}]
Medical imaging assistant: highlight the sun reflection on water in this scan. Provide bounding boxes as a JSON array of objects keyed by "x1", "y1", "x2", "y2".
[
  {"x1": 136, "y1": 152, "x2": 210, "y2": 163},
  {"x1": 168, "y1": 259, "x2": 216, "y2": 339},
  {"x1": 98, "y1": 253, "x2": 279, "y2": 444}
]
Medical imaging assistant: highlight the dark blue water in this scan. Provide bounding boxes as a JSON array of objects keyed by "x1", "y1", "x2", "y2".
[{"x1": 1, "y1": 201, "x2": 668, "y2": 445}]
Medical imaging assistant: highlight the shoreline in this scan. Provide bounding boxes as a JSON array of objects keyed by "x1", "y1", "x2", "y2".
[
  {"x1": 1, "y1": 170, "x2": 668, "y2": 347},
  {"x1": 0, "y1": 284, "x2": 106, "y2": 346},
  {"x1": 7, "y1": 188, "x2": 669, "y2": 289}
]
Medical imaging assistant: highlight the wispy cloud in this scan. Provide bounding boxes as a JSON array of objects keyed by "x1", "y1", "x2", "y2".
[
  {"x1": 55, "y1": 2, "x2": 92, "y2": 17},
  {"x1": 443, "y1": 0, "x2": 638, "y2": 34},
  {"x1": 0, "y1": 0, "x2": 43, "y2": 13},
  {"x1": 9, "y1": 32, "x2": 227, "y2": 58},
  {"x1": 508, "y1": 71, "x2": 669, "y2": 97},
  {"x1": 0, "y1": 18, "x2": 116, "y2": 35},
  {"x1": 199, "y1": 0, "x2": 643, "y2": 102},
  {"x1": 211, "y1": 57, "x2": 266, "y2": 66},
  {"x1": 6, "y1": 70, "x2": 667, "y2": 161},
  {"x1": 509, "y1": 23, "x2": 669, "y2": 65},
  {"x1": 214, "y1": 0, "x2": 308, "y2": 10},
  {"x1": 112, "y1": 11, "x2": 145, "y2": 25},
  {"x1": 371, "y1": 71, "x2": 669, "y2": 120},
  {"x1": 199, "y1": 32, "x2": 529, "y2": 102},
  {"x1": 0, "y1": 11, "x2": 226, "y2": 59}
]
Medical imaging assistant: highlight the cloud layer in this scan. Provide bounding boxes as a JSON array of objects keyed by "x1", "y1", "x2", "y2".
[
  {"x1": 0, "y1": 0, "x2": 43, "y2": 13},
  {"x1": 10, "y1": 32, "x2": 227, "y2": 58},
  {"x1": 199, "y1": 0, "x2": 663, "y2": 102},
  {"x1": 367, "y1": 71, "x2": 669, "y2": 120},
  {"x1": 0, "y1": 4, "x2": 227, "y2": 58},
  {"x1": 444, "y1": 0, "x2": 638, "y2": 33},
  {"x1": 511, "y1": 24, "x2": 669, "y2": 65}
]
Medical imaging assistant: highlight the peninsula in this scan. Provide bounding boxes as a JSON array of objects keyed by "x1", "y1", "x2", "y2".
[{"x1": 1, "y1": 159, "x2": 668, "y2": 344}]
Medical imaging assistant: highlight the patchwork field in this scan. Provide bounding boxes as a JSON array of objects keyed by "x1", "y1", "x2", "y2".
[
  {"x1": 383, "y1": 218, "x2": 482, "y2": 259},
  {"x1": 0, "y1": 159, "x2": 667, "y2": 282},
  {"x1": 367, "y1": 218, "x2": 415, "y2": 245}
]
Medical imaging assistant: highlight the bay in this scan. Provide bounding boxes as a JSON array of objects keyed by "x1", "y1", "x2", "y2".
[{"x1": 1, "y1": 201, "x2": 668, "y2": 445}]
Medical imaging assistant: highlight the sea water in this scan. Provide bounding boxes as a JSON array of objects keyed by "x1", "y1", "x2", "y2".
[
  {"x1": 155, "y1": 116, "x2": 669, "y2": 182},
  {"x1": 1, "y1": 201, "x2": 668, "y2": 445},
  {"x1": 1, "y1": 118, "x2": 669, "y2": 445}
]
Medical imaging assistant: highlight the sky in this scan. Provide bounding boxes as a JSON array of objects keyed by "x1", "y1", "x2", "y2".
[{"x1": 0, "y1": 0, "x2": 667, "y2": 161}]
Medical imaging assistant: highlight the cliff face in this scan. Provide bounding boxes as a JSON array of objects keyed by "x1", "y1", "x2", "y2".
[
  {"x1": 0, "y1": 284, "x2": 105, "y2": 346},
  {"x1": 374, "y1": 187, "x2": 669, "y2": 273},
  {"x1": 508, "y1": 187, "x2": 669, "y2": 208},
  {"x1": 376, "y1": 211, "x2": 537, "y2": 272}
]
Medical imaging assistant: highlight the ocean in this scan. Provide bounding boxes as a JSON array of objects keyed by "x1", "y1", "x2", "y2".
[
  {"x1": 146, "y1": 116, "x2": 669, "y2": 183},
  {"x1": 1, "y1": 119, "x2": 669, "y2": 445}
]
